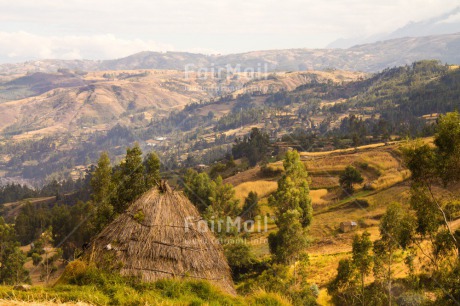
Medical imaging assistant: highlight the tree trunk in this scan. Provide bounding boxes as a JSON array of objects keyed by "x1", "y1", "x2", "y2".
[{"x1": 388, "y1": 249, "x2": 392, "y2": 306}]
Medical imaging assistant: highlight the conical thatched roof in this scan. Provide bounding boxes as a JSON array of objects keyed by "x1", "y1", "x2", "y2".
[{"x1": 87, "y1": 183, "x2": 235, "y2": 295}]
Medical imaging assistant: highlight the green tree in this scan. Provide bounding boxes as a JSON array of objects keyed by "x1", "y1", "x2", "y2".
[
  {"x1": 0, "y1": 218, "x2": 29, "y2": 284},
  {"x1": 4, "y1": 247, "x2": 29, "y2": 285},
  {"x1": 434, "y1": 111, "x2": 460, "y2": 185},
  {"x1": 113, "y1": 143, "x2": 146, "y2": 213},
  {"x1": 14, "y1": 202, "x2": 50, "y2": 245},
  {"x1": 339, "y1": 165, "x2": 364, "y2": 194},
  {"x1": 224, "y1": 241, "x2": 256, "y2": 281},
  {"x1": 374, "y1": 203, "x2": 415, "y2": 305},
  {"x1": 144, "y1": 151, "x2": 161, "y2": 189},
  {"x1": 232, "y1": 128, "x2": 270, "y2": 166},
  {"x1": 209, "y1": 176, "x2": 240, "y2": 218},
  {"x1": 241, "y1": 191, "x2": 260, "y2": 220},
  {"x1": 402, "y1": 112, "x2": 460, "y2": 261},
  {"x1": 328, "y1": 231, "x2": 373, "y2": 306},
  {"x1": 91, "y1": 152, "x2": 115, "y2": 231},
  {"x1": 269, "y1": 150, "x2": 312, "y2": 227},
  {"x1": 328, "y1": 258, "x2": 360, "y2": 305},
  {"x1": 38, "y1": 227, "x2": 62, "y2": 284},
  {"x1": 352, "y1": 231, "x2": 373, "y2": 306},
  {"x1": 183, "y1": 169, "x2": 214, "y2": 212},
  {"x1": 91, "y1": 152, "x2": 113, "y2": 204},
  {"x1": 51, "y1": 201, "x2": 94, "y2": 260},
  {"x1": 183, "y1": 170, "x2": 240, "y2": 221},
  {"x1": 268, "y1": 210, "x2": 308, "y2": 264}
]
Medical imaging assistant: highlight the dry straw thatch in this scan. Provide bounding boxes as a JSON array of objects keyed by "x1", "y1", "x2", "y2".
[{"x1": 87, "y1": 182, "x2": 235, "y2": 295}]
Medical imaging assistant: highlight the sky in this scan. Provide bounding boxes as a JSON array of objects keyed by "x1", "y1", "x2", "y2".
[{"x1": 0, "y1": 0, "x2": 459, "y2": 63}]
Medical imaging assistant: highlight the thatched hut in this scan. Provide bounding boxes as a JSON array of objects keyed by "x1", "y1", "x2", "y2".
[{"x1": 87, "y1": 183, "x2": 235, "y2": 295}]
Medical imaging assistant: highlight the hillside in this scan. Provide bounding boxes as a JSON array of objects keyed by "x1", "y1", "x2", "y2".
[
  {"x1": 3, "y1": 138, "x2": 459, "y2": 305},
  {"x1": 0, "y1": 68, "x2": 365, "y2": 183},
  {"x1": 225, "y1": 138, "x2": 460, "y2": 289},
  {"x1": 0, "y1": 69, "x2": 362, "y2": 136},
  {"x1": 1, "y1": 60, "x2": 460, "y2": 184},
  {"x1": 1, "y1": 33, "x2": 460, "y2": 75}
]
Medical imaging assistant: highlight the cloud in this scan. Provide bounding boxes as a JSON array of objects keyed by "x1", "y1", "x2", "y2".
[
  {"x1": 0, "y1": 31, "x2": 174, "y2": 63},
  {"x1": 438, "y1": 12, "x2": 460, "y2": 24},
  {"x1": 0, "y1": 0, "x2": 460, "y2": 62}
]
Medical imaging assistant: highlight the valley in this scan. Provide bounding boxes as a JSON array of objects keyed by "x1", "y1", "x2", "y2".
[{"x1": 1, "y1": 49, "x2": 460, "y2": 306}]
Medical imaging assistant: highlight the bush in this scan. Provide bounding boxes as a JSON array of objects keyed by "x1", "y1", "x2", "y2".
[
  {"x1": 248, "y1": 290, "x2": 292, "y2": 306},
  {"x1": 31, "y1": 253, "x2": 42, "y2": 266},
  {"x1": 347, "y1": 199, "x2": 370, "y2": 209},
  {"x1": 357, "y1": 217, "x2": 369, "y2": 228},
  {"x1": 224, "y1": 242, "x2": 256, "y2": 280},
  {"x1": 356, "y1": 162, "x2": 369, "y2": 170},
  {"x1": 310, "y1": 283, "x2": 319, "y2": 298},
  {"x1": 56, "y1": 260, "x2": 88, "y2": 285},
  {"x1": 289, "y1": 288, "x2": 317, "y2": 306},
  {"x1": 396, "y1": 291, "x2": 426, "y2": 306},
  {"x1": 261, "y1": 164, "x2": 284, "y2": 177}
]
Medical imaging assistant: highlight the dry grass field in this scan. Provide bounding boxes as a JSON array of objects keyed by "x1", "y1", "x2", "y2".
[
  {"x1": 227, "y1": 142, "x2": 421, "y2": 289},
  {"x1": 234, "y1": 180, "x2": 278, "y2": 203}
]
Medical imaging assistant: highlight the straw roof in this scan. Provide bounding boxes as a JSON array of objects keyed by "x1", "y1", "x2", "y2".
[{"x1": 87, "y1": 183, "x2": 235, "y2": 295}]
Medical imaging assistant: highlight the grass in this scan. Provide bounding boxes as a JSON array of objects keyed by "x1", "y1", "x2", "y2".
[
  {"x1": 308, "y1": 253, "x2": 350, "y2": 287},
  {"x1": 234, "y1": 180, "x2": 278, "y2": 203},
  {"x1": 310, "y1": 189, "x2": 328, "y2": 205},
  {"x1": 316, "y1": 289, "x2": 333, "y2": 306},
  {"x1": 0, "y1": 285, "x2": 110, "y2": 305},
  {"x1": 304, "y1": 149, "x2": 401, "y2": 173},
  {"x1": 368, "y1": 169, "x2": 409, "y2": 190},
  {"x1": 0, "y1": 263, "x2": 295, "y2": 306},
  {"x1": 231, "y1": 145, "x2": 413, "y2": 290}
]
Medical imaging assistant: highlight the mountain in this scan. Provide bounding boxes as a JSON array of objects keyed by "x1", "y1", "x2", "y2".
[
  {"x1": 328, "y1": 7, "x2": 460, "y2": 48},
  {"x1": 1, "y1": 59, "x2": 459, "y2": 183},
  {"x1": 96, "y1": 33, "x2": 460, "y2": 72},
  {"x1": 387, "y1": 7, "x2": 460, "y2": 39},
  {"x1": 1, "y1": 33, "x2": 460, "y2": 75},
  {"x1": 0, "y1": 69, "x2": 361, "y2": 137}
]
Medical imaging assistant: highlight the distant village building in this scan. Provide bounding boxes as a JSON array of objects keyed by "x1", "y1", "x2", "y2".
[
  {"x1": 340, "y1": 221, "x2": 358, "y2": 233},
  {"x1": 195, "y1": 164, "x2": 208, "y2": 171}
]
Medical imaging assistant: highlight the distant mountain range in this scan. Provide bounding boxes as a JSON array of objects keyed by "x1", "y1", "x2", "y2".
[
  {"x1": 1, "y1": 33, "x2": 460, "y2": 74},
  {"x1": 328, "y1": 7, "x2": 460, "y2": 48}
]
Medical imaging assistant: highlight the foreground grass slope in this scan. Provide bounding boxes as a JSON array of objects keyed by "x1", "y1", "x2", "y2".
[{"x1": 0, "y1": 265, "x2": 291, "y2": 306}]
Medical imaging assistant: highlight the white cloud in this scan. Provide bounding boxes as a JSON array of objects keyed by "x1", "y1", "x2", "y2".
[
  {"x1": 0, "y1": 0, "x2": 459, "y2": 62},
  {"x1": 438, "y1": 12, "x2": 460, "y2": 24},
  {"x1": 0, "y1": 32, "x2": 174, "y2": 62}
]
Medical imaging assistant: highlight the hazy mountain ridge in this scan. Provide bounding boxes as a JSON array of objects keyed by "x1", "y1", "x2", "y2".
[
  {"x1": 328, "y1": 6, "x2": 460, "y2": 48},
  {"x1": 1, "y1": 33, "x2": 460, "y2": 75}
]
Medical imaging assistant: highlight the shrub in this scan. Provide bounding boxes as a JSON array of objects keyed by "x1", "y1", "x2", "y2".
[
  {"x1": 31, "y1": 253, "x2": 42, "y2": 266},
  {"x1": 310, "y1": 283, "x2": 319, "y2": 298},
  {"x1": 396, "y1": 291, "x2": 426, "y2": 306},
  {"x1": 261, "y1": 164, "x2": 284, "y2": 177},
  {"x1": 348, "y1": 199, "x2": 370, "y2": 209},
  {"x1": 356, "y1": 162, "x2": 369, "y2": 170},
  {"x1": 56, "y1": 260, "x2": 88, "y2": 285},
  {"x1": 357, "y1": 217, "x2": 369, "y2": 228},
  {"x1": 248, "y1": 290, "x2": 292, "y2": 306}
]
